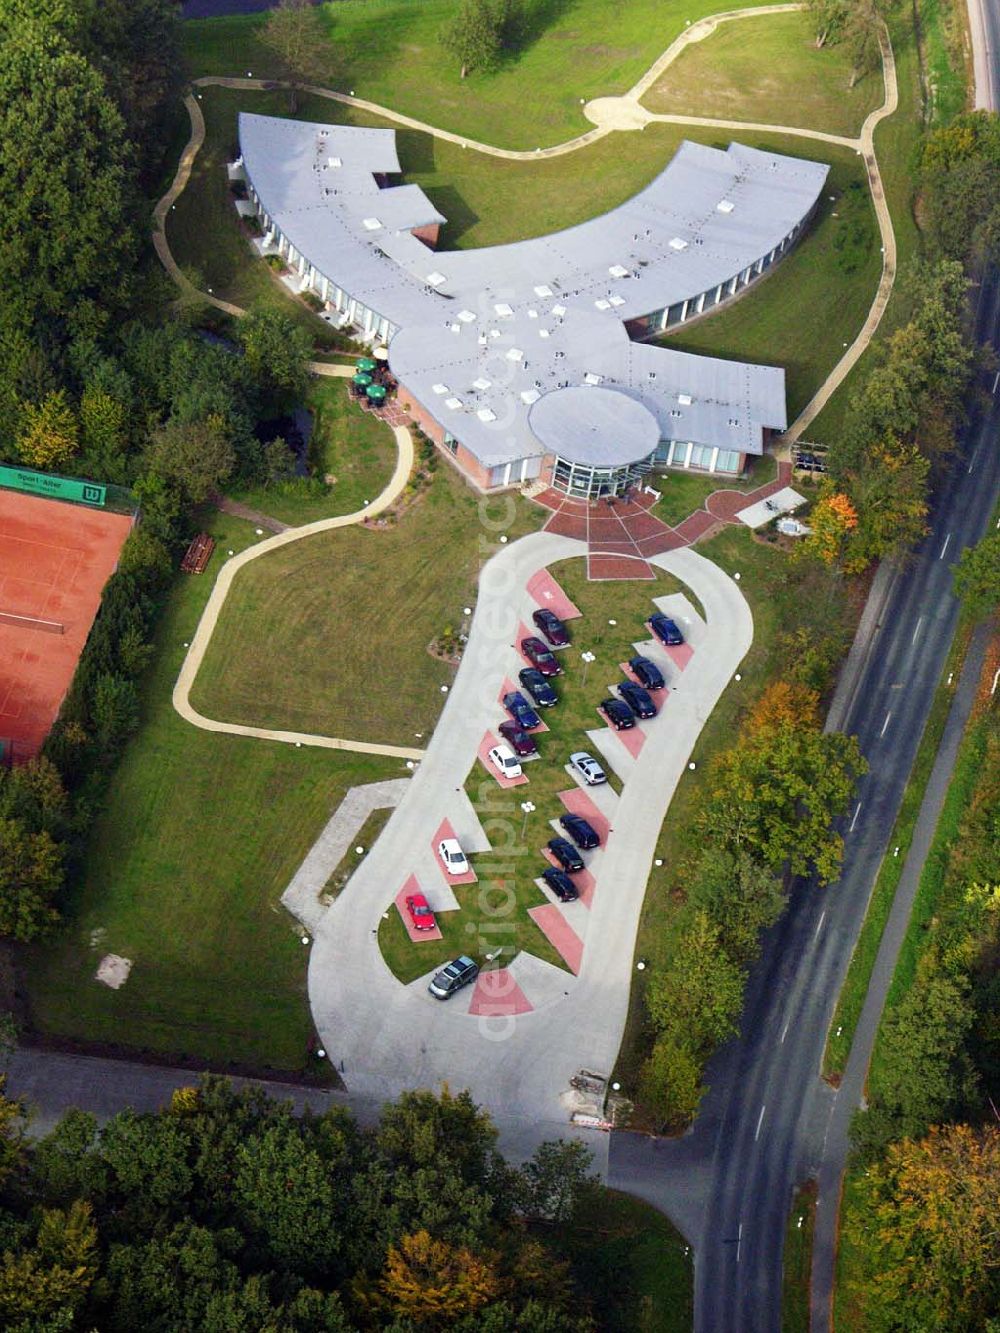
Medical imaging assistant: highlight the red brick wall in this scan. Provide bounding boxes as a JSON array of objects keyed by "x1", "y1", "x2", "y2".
[{"x1": 410, "y1": 223, "x2": 440, "y2": 249}]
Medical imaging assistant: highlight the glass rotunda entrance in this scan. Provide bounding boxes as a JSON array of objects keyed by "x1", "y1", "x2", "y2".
[{"x1": 529, "y1": 385, "x2": 660, "y2": 500}]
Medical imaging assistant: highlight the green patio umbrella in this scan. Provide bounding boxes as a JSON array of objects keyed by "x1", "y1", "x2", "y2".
[
  {"x1": 357, "y1": 357, "x2": 377, "y2": 372},
  {"x1": 353, "y1": 372, "x2": 372, "y2": 387},
  {"x1": 365, "y1": 383, "x2": 387, "y2": 402}
]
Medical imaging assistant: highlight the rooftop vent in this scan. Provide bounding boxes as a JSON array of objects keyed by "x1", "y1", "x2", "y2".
[
  {"x1": 669, "y1": 237, "x2": 688, "y2": 251},
  {"x1": 477, "y1": 407, "x2": 497, "y2": 422},
  {"x1": 489, "y1": 328, "x2": 501, "y2": 339},
  {"x1": 552, "y1": 303, "x2": 566, "y2": 318},
  {"x1": 449, "y1": 323, "x2": 461, "y2": 333},
  {"x1": 609, "y1": 295, "x2": 625, "y2": 307},
  {"x1": 478, "y1": 334, "x2": 488, "y2": 346},
  {"x1": 678, "y1": 393, "x2": 692, "y2": 405},
  {"x1": 608, "y1": 264, "x2": 629, "y2": 278},
  {"x1": 432, "y1": 383, "x2": 450, "y2": 395},
  {"x1": 362, "y1": 217, "x2": 382, "y2": 231},
  {"x1": 584, "y1": 373, "x2": 603, "y2": 386},
  {"x1": 506, "y1": 347, "x2": 524, "y2": 361},
  {"x1": 426, "y1": 271, "x2": 446, "y2": 286},
  {"x1": 494, "y1": 302, "x2": 514, "y2": 318},
  {"x1": 648, "y1": 372, "x2": 657, "y2": 381},
  {"x1": 717, "y1": 199, "x2": 735, "y2": 213},
  {"x1": 538, "y1": 329, "x2": 550, "y2": 338},
  {"x1": 534, "y1": 284, "x2": 553, "y2": 297},
  {"x1": 594, "y1": 298, "x2": 611, "y2": 310},
  {"x1": 445, "y1": 396, "x2": 463, "y2": 410},
  {"x1": 527, "y1": 309, "x2": 539, "y2": 319},
  {"x1": 457, "y1": 309, "x2": 476, "y2": 322}
]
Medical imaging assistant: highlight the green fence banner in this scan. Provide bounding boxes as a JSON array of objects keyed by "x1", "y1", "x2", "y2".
[{"x1": 0, "y1": 466, "x2": 106, "y2": 507}]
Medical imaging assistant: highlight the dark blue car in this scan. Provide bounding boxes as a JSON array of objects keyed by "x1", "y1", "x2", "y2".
[
  {"x1": 503, "y1": 689, "x2": 541, "y2": 730},
  {"x1": 518, "y1": 667, "x2": 558, "y2": 708},
  {"x1": 629, "y1": 655, "x2": 666, "y2": 690},
  {"x1": 649, "y1": 612, "x2": 684, "y2": 646}
]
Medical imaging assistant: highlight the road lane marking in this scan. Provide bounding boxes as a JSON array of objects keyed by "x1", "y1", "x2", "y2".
[
  {"x1": 814, "y1": 909, "x2": 827, "y2": 941},
  {"x1": 968, "y1": 457, "x2": 976, "y2": 473},
  {"x1": 737, "y1": 1222, "x2": 743, "y2": 1264},
  {"x1": 911, "y1": 616, "x2": 924, "y2": 645},
  {"x1": 993, "y1": 371, "x2": 999, "y2": 393},
  {"x1": 939, "y1": 533, "x2": 951, "y2": 560},
  {"x1": 850, "y1": 800, "x2": 862, "y2": 832},
  {"x1": 880, "y1": 710, "x2": 892, "y2": 737},
  {"x1": 781, "y1": 1018, "x2": 790, "y2": 1043},
  {"x1": 755, "y1": 1104, "x2": 766, "y2": 1141}
]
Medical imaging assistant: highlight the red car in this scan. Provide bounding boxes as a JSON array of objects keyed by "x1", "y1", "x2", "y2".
[
  {"x1": 405, "y1": 893, "x2": 437, "y2": 931},
  {"x1": 498, "y1": 719, "x2": 538, "y2": 757},
  {"x1": 521, "y1": 636, "x2": 562, "y2": 677}
]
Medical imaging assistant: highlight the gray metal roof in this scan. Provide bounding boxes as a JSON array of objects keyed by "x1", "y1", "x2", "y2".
[
  {"x1": 528, "y1": 385, "x2": 661, "y2": 466},
  {"x1": 239, "y1": 113, "x2": 828, "y2": 468}
]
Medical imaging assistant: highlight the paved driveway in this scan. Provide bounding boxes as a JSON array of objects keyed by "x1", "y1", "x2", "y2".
[{"x1": 308, "y1": 531, "x2": 751, "y2": 1131}]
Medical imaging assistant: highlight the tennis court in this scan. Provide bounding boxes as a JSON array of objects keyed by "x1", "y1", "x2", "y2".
[{"x1": 0, "y1": 490, "x2": 134, "y2": 759}]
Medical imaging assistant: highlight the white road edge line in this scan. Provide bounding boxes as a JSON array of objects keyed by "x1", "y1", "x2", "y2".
[
  {"x1": 880, "y1": 710, "x2": 892, "y2": 737},
  {"x1": 849, "y1": 800, "x2": 862, "y2": 832},
  {"x1": 911, "y1": 615, "x2": 923, "y2": 645},
  {"x1": 737, "y1": 1222, "x2": 743, "y2": 1264},
  {"x1": 781, "y1": 1019, "x2": 791, "y2": 1043},
  {"x1": 814, "y1": 909, "x2": 827, "y2": 942},
  {"x1": 755, "y1": 1104, "x2": 766, "y2": 1141},
  {"x1": 992, "y1": 370, "x2": 999, "y2": 393},
  {"x1": 939, "y1": 533, "x2": 951, "y2": 560}
]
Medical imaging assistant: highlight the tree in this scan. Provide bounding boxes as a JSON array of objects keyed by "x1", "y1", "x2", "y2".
[
  {"x1": 238, "y1": 307, "x2": 312, "y2": 416},
  {"x1": 852, "y1": 1123, "x2": 1000, "y2": 1331},
  {"x1": 442, "y1": 0, "x2": 503, "y2": 78},
  {"x1": 840, "y1": 443, "x2": 929, "y2": 571},
  {"x1": 79, "y1": 385, "x2": 129, "y2": 483},
  {"x1": 89, "y1": 672, "x2": 140, "y2": 755},
  {"x1": 638, "y1": 1032, "x2": 705, "y2": 1128},
  {"x1": 515, "y1": 1140, "x2": 597, "y2": 1224},
  {"x1": 687, "y1": 845, "x2": 785, "y2": 964},
  {"x1": 0, "y1": 1199, "x2": 98, "y2": 1325},
  {"x1": 0, "y1": 817, "x2": 63, "y2": 941},
  {"x1": 381, "y1": 1229, "x2": 501, "y2": 1323},
  {"x1": 16, "y1": 390, "x2": 79, "y2": 471},
  {"x1": 953, "y1": 531, "x2": 1000, "y2": 619},
  {"x1": 0, "y1": 757, "x2": 68, "y2": 838},
  {"x1": 144, "y1": 415, "x2": 236, "y2": 503},
  {"x1": 260, "y1": 0, "x2": 333, "y2": 113},
  {"x1": 745, "y1": 680, "x2": 821, "y2": 737},
  {"x1": 646, "y1": 911, "x2": 745, "y2": 1050},
  {"x1": 802, "y1": 485, "x2": 859, "y2": 567}
]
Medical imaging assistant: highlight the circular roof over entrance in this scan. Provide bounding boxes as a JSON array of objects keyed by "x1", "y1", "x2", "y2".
[{"x1": 528, "y1": 385, "x2": 660, "y2": 468}]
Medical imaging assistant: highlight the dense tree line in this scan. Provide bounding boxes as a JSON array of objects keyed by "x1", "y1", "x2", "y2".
[
  {"x1": 0, "y1": 1078, "x2": 607, "y2": 1331},
  {"x1": 918, "y1": 110, "x2": 1000, "y2": 265},
  {"x1": 639, "y1": 681, "x2": 866, "y2": 1126}
]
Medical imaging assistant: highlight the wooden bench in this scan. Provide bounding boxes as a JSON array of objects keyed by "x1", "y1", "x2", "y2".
[{"x1": 180, "y1": 532, "x2": 214, "y2": 574}]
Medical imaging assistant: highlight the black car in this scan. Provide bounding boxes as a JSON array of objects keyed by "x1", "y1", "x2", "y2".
[
  {"x1": 428, "y1": 955, "x2": 480, "y2": 1000},
  {"x1": 541, "y1": 867, "x2": 579, "y2": 903},
  {"x1": 559, "y1": 813, "x2": 600, "y2": 850},
  {"x1": 649, "y1": 612, "x2": 684, "y2": 646},
  {"x1": 629, "y1": 655, "x2": 666, "y2": 691},
  {"x1": 547, "y1": 836, "x2": 584, "y2": 873},
  {"x1": 518, "y1": 667, "x2": 558, "y2": 708},
  {"x1": 498, "y1": 720, "x2": 538, "y2": 757},
  {"x1": 503, "y1": 689, "x2": 540, "y2": 730},
  {"x1": 599, "y1": 697, "x2": 636, "y2": 730},
  {"x1": 532, "y1": 608, "x2": 569, "y2": 647},
  {"x1": 619, "y1": 680, "x2": 657, "y2": 718}
]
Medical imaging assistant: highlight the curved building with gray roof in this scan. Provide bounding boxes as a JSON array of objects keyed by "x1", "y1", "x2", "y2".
[{"x1": 237, "y1": 113, "x2": 829, "y2": 494}]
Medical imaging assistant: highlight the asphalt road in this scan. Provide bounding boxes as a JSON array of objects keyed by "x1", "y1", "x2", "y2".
[{"x1": 609, "y1": 267, "x2": 1000, "y2": 1331}]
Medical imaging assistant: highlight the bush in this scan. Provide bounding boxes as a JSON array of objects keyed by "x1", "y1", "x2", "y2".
[{"x1": 264, "y1": 254, "x2": 286, "y2": 273}]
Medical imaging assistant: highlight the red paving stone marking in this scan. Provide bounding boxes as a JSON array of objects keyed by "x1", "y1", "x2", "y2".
[
  {"x1": 557, "y1": 788, "x2": 612, "y2": 843},
  {"x1": 588, "y1": 552, "x2": 656, "y2": 580},
  {"x1": 525, "y1": 569, "x2": 582, "y2": 620},
  {"x1": 0, "y1": 491, "x2": 133, "y2": 759},
  {"x1": 468, "y1": 967, "x2": 534, "y2": 1016},
  {"x1": 394, "y1": 874, "x2": 444, "y2": 943},
  {"x1": 497, "y1": 678, "x2": 549, "y2": 731},
  {"x1": 665, "y1": 642, "x2": 694, "y2": 671},
  {"x1": 538, "y1": 857, "x2": 596, "y2": 909},
  {"x1": 528, "y1": 904, "x2": 583, "y2": 975},
  {"x1": 431, "y1": 818, "x2": 478, "y2": 885},
  {"x1": 476, "y1": 730, "x2": 529, "y2": 788},
  {"x1": 596, "y1": 715, "x2": 646, "y2": 758}
]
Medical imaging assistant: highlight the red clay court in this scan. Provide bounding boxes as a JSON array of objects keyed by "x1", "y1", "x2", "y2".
[{"x1": 0, "y1": 490, "x2": 133, "y2": 759}]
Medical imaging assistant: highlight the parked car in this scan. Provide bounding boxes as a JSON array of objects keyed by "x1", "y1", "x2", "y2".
[
  {"x1": 559, "y1": 813, "x2": 600, "y2": 849},
  {"x1": 629, "y1": 655, "x2": 666, "y2": 690},
  {"x1": 498, "y1": 721, "x2": 537, "y2": 757},
  {"x1": 428, "y1": 955, "x2": 479, "y2": 1000},
  {"x1": 437, "y1": 837, "x2": 469, "y2": 876},
  {"x1": 618, "y1": 680, "x2": 657, "y2": 718},
  {"x1": 405, "y1": 893, "x2": 437, "y2": 931},
  {"x1": 532, "y1": 608, "x2": 569, "y2": 647},
  {"x1": 488, "y1": 743, "x2": 522, "y2": 779},
  {"x1": 521, "y1": 636, "x2": 562, "y2": 676},
  {"x1": 649, "y1": 612, "x2": 684, "y2": 646},
  {"x1": 599, "y1": 697, "x2": 636, "y2": 730},
  {"x1": 541, "y1": 867, "x2": 579, "y2": 902},
  {"x1": 518, "y1": 667, "x2": 558, "y2": 708},
  {"x1": 503, "y1": 689, "x2": 541, "y2": 730},
  {"x1": 570, "y1": 751, "x2": 607, "y2": 785},
  {"x1": 547, "y1": 836, "x2": 584, "y2": 872}
]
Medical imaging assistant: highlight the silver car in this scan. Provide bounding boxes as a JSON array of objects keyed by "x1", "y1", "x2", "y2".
[{"x1": 570, "y1": 751, "x2": 607, "y2": 785}]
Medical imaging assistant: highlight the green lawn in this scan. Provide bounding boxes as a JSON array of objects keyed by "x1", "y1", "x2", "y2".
[
  {"x1": 555, "y1": 1189, "x2": 693, "y2": 1332},
  {"x1": 227, "y1": 375, "x2": 398, "y2": 525},
  {"x1": 182, "y1": 0, "x2": 780, "y2": 152},
  {"x1": 21, "y1": 510, "x2": 398, "y2": 1075},
  {"x1": 783, "y1": 1182, "x2": 818, "y2": 1333},
  {"x1": 664, "y1": 148, "x2": 881, "y2": 420},
  {"x1": 191, "y1": 466, "x2": 544, "y2": 747},
  {"x1": 611, "y1": 525, "x2": 856, "y2": 1111},
  {"x1": 651, "y1": 454, "x2": 776, "y2": 527},
  {"x1": 641, "y1": 11, "x2": 881, "y2": 137},
  {"x1": 380, "y1": 557, "x2": 692, "y2": 983}
]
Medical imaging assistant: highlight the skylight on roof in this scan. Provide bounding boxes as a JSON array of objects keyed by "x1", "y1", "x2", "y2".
[
  {"x1": 594, "y1": 299, "x2": 611, "y2": 310},
  {"x1": 520, "y1": 388, "x2": 541, "y2": 405},
  {"x1": 445, "y1": 397, "x2": 463, "y2": 410},
  {"x1": 362, "y1": 217, "x2": 382, "y2": 230},
  {"x1": 551, "y1": 304, "x2": 566, "y2": 318},
  {"x1": 608, "y1": 264, "x2": 629, "y2": 278},
  {"x1": 432, "y1": 383, "x2": 449, "y2": 395},
  {"x1": 534, "y1": 285, "x2": 553, "y2": 298},
  {"x1": 669, "y1": 237, "x2": 688, "y2": 251},
  {"x1": 506, "y1": 347, "x2": 524, "y2": 361},
  {"x1": 538, "y1": 329, "x2": 550, "y2": 338},
  {"x1": 527, "y1": 309, "x2": 538, "y2": 319},
  {"x1": 449, "y1": 323, "x2": 461, "y2": 333},
  {"x1": 327, "y1": 156, "x2": 342, "y2": 168},
  {"x1": 608, "y1": 295, "x2": 625, "y2": 307},
  {"x1": 717, "y1": 199, "x2": 735, "y2": 213},
  {"x1": 426, "y1": 271, "x2": 446, "y2": 286},
  {"x1": 476, "y1": 408, "x2": 497, "y2": 422},
  {"x1": 472, "y1": 377, "x2": 491, "y2": 391},
  {"x1": 457, "y1": 309, "x2": 476, "y2": 322},
  {"x1": 678, "y1": 393, "x2": 692, "y2": 405},
  {"x1": 494, "y1": 302, "x2": 514, "y2": 317},
  {"x1": 584, "y1": 372, "x2": 603, "y2": 386}
]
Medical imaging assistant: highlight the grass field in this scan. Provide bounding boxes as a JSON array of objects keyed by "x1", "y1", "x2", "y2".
[
  {"x1": 379, "y1": 556, "x2": 691, "y2": 983},
  {"x1": 651, "y1": 454, "x2": 776, "y2": 527},
  {"x1": 640, "y1": 10, "x2": 881, "y2": 137},
  {"x1": 181, "y1": 0, "x2": 780, "y2": 151},
  {"x1": 611, "y1": 524, "x2": 856, "y2": 1105},
  {"x1": 22, "y1": 510, "x2": 398, "y2": 1074},
  {"x1": 191, "y1": 466, "x2": 544, "y2": 747},
  {"x1": 782, "y1": 1182, "x2": 818, "y2": 1333},
  {"x1": 227, "y1": 375, "x2": 398, "y2": 525}
]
